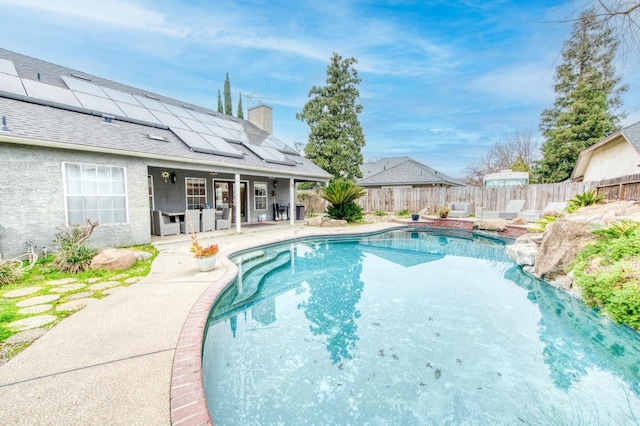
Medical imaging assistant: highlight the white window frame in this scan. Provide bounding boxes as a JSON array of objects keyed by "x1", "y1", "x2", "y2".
[
  {"x1": 254, "y1": 182, "x2": 268, "y2": 211},
  {"x1": 185, "y1": 177, "x2": 207, "y2": 210},
  {"x1": 63, "y1": 162, "x2": 128, "y2": 225}
]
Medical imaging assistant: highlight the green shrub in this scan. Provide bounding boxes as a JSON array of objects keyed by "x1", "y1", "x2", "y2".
[
  {"x1": 396, "y1": 209, "x2": 411, "y2": 218},
  {"x1": 567, "y1": 190, "x2": 604, "y2": 213},
  {"x1": 530, "y1": 214, "x2": 560, "y2": 233},
  {"x1": 53, "y1": 221, "x2": 100, "y2": 273},
  {"x1": 320, "y1": 179, "x2": 366, "y2": 222},
  {"x1": 374, "y1": 209, "x2": 387, "y2": 216},
  {"x1": 436, "y1": 206, "x2": 450, "y2": 218},
  {"x1": 0, "y1": 261, "x2": 23, "y2": 286}
]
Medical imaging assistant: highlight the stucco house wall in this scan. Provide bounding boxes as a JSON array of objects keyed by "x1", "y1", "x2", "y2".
[
  {"x1": 582, "y1": 138, "x2": 640, "y2": 182},
  {"x1": 1, "y1": 143, "x2": 150, "y2": 258}
]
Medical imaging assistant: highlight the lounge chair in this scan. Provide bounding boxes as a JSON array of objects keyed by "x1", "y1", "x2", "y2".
[
  {"x1": 180, "y1": 209, "x2": 201, "y2": 233},
  {"x1": 216, "y1": 207, "x2": 231, "y2": 230},
  {"x1": 152, "y1": 210, "x2": 180, "y2": 236},
  {"x1": 448, "y1": 202, "x2": 470, "y2": 218},
  {"x1": 481, "y1": 200, "x2": 525, "y2": 220},
  {"x1": 201, "y1": 208, "x2": 216, "y2": 232},
  {"x1": 517, "y1": 202, "x2": 568, "y2": 223}
]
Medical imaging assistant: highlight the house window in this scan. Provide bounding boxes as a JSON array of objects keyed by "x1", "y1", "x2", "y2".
[
  {"x1": 64, "y1": 162, "x2": 127, "y2": 225},
  {"x1": 254, "y1": 182, "x2": 268, "y2": 211},
  {"x1": 186, "y1": 177, "x2": 206, "y2": 209}
]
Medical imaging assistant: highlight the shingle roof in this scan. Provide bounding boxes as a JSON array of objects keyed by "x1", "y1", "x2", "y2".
[
  {"x1": 358, "y1": 156, "x2": 465, "y2": 187},
  {"x1": 0, "y1": 48, "x2": 331, "y2": 180}
]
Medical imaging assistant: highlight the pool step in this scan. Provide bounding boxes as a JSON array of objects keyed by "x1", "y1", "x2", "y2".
[{"x1": 233, "y1": 250, "x2": 291, "y2": 305}]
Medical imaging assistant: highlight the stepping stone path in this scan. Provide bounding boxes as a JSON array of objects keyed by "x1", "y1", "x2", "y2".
[
  {"x1": 50, "y1": 283, "x2": 87, "y2": 293},
  {"x1": 56, "y1": 299, "x2": 96, "y2": 312},
  {"x1": 89, "y1": 281, "x2": 120, "y2": 291},
  {"x1": 4, "y1": 328, "x2": 47, "y2": 345},
  {"x1": 2, "y1": 287, "x2": 42, "y2": 298},
  {"x1": 46, "y1": 278, "x2": 79, "y2": 285},
  {"x1": 16, "y1": 294, "x2": 60, "y2": 307},
  {"x1": 8, "y1": 315, "x2": 57, "y2": 331},
  {"x1": 18, "y1": 304, "x2": 52, "y2": 315},
  {"x1": 67, "y1": 291, "x2": 94, "y2": 300}
]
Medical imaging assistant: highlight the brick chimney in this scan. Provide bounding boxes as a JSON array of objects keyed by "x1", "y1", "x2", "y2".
[{"x1": 247, "y1": 104, "x2": 273, "y2": 134}]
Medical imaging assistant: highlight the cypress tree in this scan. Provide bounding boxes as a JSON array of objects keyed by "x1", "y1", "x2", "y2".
[
  {"x1": 237, "y1": 93, "x2": 244, "y2": 119},
  {"x1": 224, "y1": 73, "x2": 232, "y2": 116},
  {"x1": 217, "y1": 89, "x2": 223, "y2": 113}
]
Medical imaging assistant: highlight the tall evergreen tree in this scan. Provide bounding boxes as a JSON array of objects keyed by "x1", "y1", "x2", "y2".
[
  {"x1": 217, "y1": 89, "x2": 223, "y2": 113},
  {"x1": 237, "y1": 93, "x2": 244, "y2": 119},
  {"x1": 224, "y1": 73, "x2": 233, "y2": 116},
  {"x1": 536, "y1": 8, "x2": 627, "y2": 183},
  {"x1": 296, "y1": 53, "x2": 365, "y2": 180}
]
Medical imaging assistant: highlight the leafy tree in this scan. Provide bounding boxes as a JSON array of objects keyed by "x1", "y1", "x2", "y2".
[
  {"x1": 537, "y1": 8, "x2": 627, "y2": 183},
  {"x1": 224, "y1": 73, "x2": 233, "y2": 116},
  {"x1": 296, "y1": 53, "x2": 365, "y2": 180},
  {"x1": 217, "y1": 89, "x2": 223, "y2": 113},
  {"x1": 465, "y1": 129, "x2": 539, "y2": 185},
  {"x1": 237, "y1": 93, "x2": 244, "y2": 119}
]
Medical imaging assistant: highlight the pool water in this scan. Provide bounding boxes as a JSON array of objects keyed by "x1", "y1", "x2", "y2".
[{"x1": 202, "y1": 229, "x2": 640, "y2": 425}]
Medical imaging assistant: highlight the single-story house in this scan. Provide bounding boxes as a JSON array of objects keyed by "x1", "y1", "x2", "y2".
[
  {"x1": 0, "y1": 49, "x2": 331, "y2": 259},
  {"x1": 357, "y1": 157, "x2": 465, "y2": 188},
  {"x1": 571, "y1": 121, "x2": 640, "y2": 182}
]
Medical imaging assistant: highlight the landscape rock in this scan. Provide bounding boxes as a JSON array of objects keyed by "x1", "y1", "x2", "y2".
[
  {"x1": 320, "y1": 219, "x2": 348, "y2": 227},
  {"x1": 506, "y1": 240, "x2": 538, "y2": 266},
  {"x1": 306, "y1": 217, "x2": 323, "y2": 226},
  {"x1": 90, "y1": 248, "x2": 137, "y2": 271},
  {"x1": 534, "y1": 219, "x2": 598, "y2": 280},
  {"x1": 510, "y1": 217, "x2": 528, "y2": 226},
  {"x1": 473, "y1": 218, "x2": 508, "y2": 232}
]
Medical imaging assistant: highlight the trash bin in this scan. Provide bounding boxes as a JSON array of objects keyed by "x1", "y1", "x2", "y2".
[{"x1": 295, "y1": 205, "x2": 305, "y2": 220}]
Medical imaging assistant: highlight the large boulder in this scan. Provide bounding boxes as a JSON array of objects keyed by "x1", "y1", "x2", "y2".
[
  {"x1": 533, "y1": 219, "x2": 598, "y2": 280},
  {"x1": 473, "y1": 218, "x2": 508, "y2": 232},
  {"x1": 320, "y1": 219, "x2": 348, "y2": 227},
  {"x1": 506, "y1": 234, "x2": 539, "y2": 266},
  {"x1": 90, "y1": 248, "x2": 137, "y2": 271}
]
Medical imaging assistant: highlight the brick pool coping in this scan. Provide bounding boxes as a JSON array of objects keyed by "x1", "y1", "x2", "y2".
[{"x1": 169, "y1": 219, "x2": 528, "y2": 425}]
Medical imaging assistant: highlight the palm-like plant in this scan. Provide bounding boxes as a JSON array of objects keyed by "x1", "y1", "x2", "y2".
[
  {"x1": 567, "y1": 190, "x2": 604, "y2": 213},
  {"x1": 319, "y1": 179, "x2": 366, "y2": 222}
]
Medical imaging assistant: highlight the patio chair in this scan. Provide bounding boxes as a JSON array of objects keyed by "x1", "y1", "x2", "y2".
[
  {"x1": 216, "y1": 207, "x2": 231, "y2": 230},
  {"x1": 201, "y1": 208, "x2": 216, "y2": 232},
  {"x1": 180, "y1": 209, "x2": 201, "y2": 234},
  {"x1": 447, "y1": 202, "x2": 471, "y2": 218},
  {"x1": 481, "y1": 200, "x2": 525, "y2": 220},
  {"x1": 152, "y1": 210, "x2": 180, "y2": 236},
  {"x1": 517, "y1": 201, "x2": 568, "y2": 223}
]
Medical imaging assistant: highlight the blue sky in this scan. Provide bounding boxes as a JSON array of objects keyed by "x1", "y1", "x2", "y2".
[{"x1": 1, "y1": 0, "x2": 638, "y2": 177}]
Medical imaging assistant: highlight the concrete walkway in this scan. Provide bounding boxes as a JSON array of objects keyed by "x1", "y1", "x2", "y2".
[{"x1": 0, "y1": 221, "x2": 399, "y2": 425}]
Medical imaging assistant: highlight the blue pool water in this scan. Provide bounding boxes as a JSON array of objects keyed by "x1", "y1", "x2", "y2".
[{"x1": 202, "y1": 229, "x2": 640, "y2": 425}]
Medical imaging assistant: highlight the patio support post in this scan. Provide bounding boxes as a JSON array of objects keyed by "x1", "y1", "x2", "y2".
[
  {"x1": 290, "y1": 178, "x2": 295, "y2": 226},
  {"x1": 235, "y1": 173, "x2": 241, "y2": 233}
]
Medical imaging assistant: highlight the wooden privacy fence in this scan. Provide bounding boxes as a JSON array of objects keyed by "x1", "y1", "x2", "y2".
[
  {"x1": 595, "y1": 173, "x2": 640, "y2": 201},
  {"x1": 356, "y1": 182, "x2": 596, "y2": 214}
]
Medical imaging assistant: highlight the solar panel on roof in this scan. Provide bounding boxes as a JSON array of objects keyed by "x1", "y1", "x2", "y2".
[
  {"x1": 161, "y1": 103, "x2": 193, "y2": 118},
  {"x1": 242, "y1": 142, "x2": 295, "y2": 166},
  {"x1": 61, "y1": 76, "x2": 107, "y2": 98},
  {"x1": 150, "y1": 110, "x2": 189, "y2": 129},
  {"x1": 180, "y1": 117, "x2": 213, "y2": 134},
  {"x1": 74, "y1": 92, "x2": 125, "y2": 116},
  {"x1": 22, "y1": 79, "x2": 82, "y2": 107},
  {"x1": 263, "y1": 135, "x2": 299, "y2": 155},
  {"x1": 185, "y1": 110, "x2": 215, "y2": 124},
  {"x1": 115, "y1": 101, "x2": 163, "y2": 125},
  {"x1": 0, "y1": 59, "x2": 18, "y2": 76},
  {"x1": 133, "y1": 94, "x2": 169, "y2": 112},
  {"x1": 101, "y1": 87, "x2": 142, "y2": 105},
  {"x1": 171, "y1": 127, "x2": 243, "y2": 158},
  {"x1": 0, "y1": 73, "x2": 27, "y2": 96}
]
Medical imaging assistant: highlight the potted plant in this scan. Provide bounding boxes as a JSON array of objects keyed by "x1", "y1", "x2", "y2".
[
  {"x1": 411, "y1": 213, "x2": 420, "y2": 221},
  {"x1": 436, "y1": 206, "x2": 450, "y2": 219},
  {"x1": 189, "y1": 220, "x2": 219, "y2": 272}
]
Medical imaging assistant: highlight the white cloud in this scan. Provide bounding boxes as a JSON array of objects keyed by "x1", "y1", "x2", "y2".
[{"x1": 0, "y1": 0, "x2": 189, "y2": 36}]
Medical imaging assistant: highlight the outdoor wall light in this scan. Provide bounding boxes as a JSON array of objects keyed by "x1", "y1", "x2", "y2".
[
  {"x1": 170, "y1": 172, "x2": 177, "y2": 184},
  {"x1": 273, "y1": 180, "x2": 278, "y2": 188}
]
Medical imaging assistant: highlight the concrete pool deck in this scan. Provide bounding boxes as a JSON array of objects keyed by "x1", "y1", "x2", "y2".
[{"x1": 0, "y1": 221, "x2": 401, "y2": 425}]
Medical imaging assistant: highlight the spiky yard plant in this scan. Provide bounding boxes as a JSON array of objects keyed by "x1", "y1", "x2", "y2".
[
  {"x1": 320, "y1": 179, "x2": 366, "y2": 222},
  {"x1": 567, "y1": 190, "x2": 605, "y2": 213}
]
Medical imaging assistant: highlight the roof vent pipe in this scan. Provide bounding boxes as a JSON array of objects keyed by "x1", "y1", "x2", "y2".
[
  {"x1": 102, "y1": 114, "x2": 115, "y2": 124},
  {"x1": 1, "y1": 116, "x2": 9, "y2": 132},
  {"x1": 37, "y1": 72, "x2": 41, "y2": 81}
]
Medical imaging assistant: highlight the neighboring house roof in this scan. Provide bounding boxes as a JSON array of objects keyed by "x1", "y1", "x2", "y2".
[
  {"x1": 571, "y1": 121, "x2": 640, "y2": 181},
  {"x1": 358, "y1": 156, "x2": 465, "y2": 187},
  {"x1": 0, "y1": 48, "x2": 331, "y2": 181}
]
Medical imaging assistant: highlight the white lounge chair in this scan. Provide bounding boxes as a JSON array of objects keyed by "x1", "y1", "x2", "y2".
[
  {"x1": 448, "y1": 202, "x2": 471, "y2": 218},
  {"x1": 180, "y1": 209, "x2": 201, "y2": 234},
  {"x1": 517, "y1": 202, "x2": 568, "y2": 223},
  {"x1": 201, "y1": 209, "x2": 216, "y2": 232},
  {"x1": 481, "y1": 200, "x2": 525, "y2": 220}
]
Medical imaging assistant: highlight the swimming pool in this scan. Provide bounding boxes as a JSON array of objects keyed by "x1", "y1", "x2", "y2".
[{"x1": 201, "y1": 228, "x2": 640, "y2": 424}]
